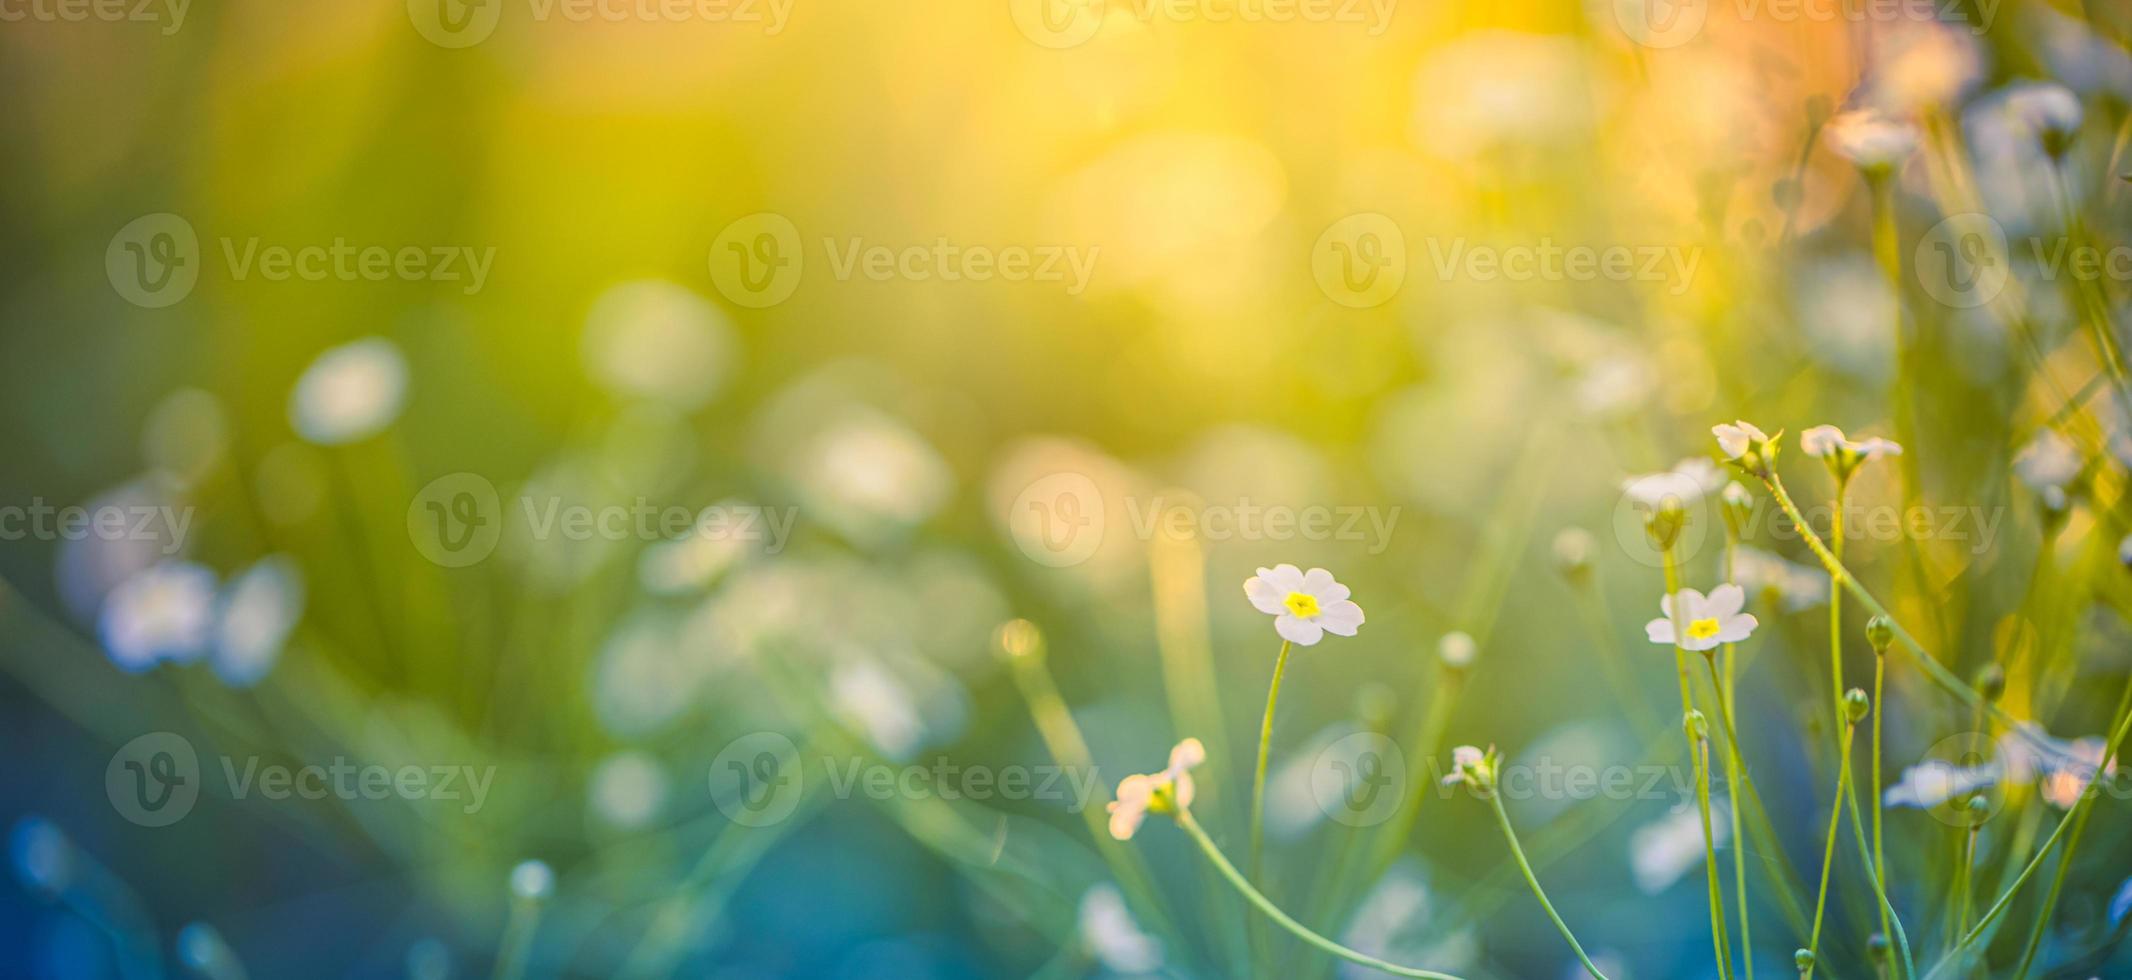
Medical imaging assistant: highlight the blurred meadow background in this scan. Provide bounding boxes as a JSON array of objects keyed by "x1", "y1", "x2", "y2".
[{"x1": 7, "y1": 0, "x2": 2132, "y2": 976}]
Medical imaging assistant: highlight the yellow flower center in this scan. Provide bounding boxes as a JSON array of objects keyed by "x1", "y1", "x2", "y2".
[
  {"x1": 1284, "y1": 592, "x2": 1321, "y2": 618},
  {"x1": 1686, "y1": 617, "x2": 1723, "y2": 641}
]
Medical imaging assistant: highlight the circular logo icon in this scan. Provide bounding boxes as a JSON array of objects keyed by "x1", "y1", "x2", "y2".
[
  {"x1": 1008, "y1": 471, "x2": 1106, "y2": 568},
  {"x1": 1609, "y1": 0, "x2": 1705, "y2": 49},
  {"x1": 1916, "y1": 213, "x2": 2010, "y2": 310},
  {"x1": 407, "y1": 0, "x2": 502, "y2": 47},
  {"x1": 1610, "y1": 473, "x2": 1717, "y2": 571},
  {"x1": 1010, "y1": 0, "x2": 1104, "y2": 48},
  {"x1": 408, "y1": 472, "x2": 503, "y2": 567},
  {"x1": 107, "y1": 732, "x2": 201, "y2": 827},
  {"x1": 709, "y1": 213, "x2": 804, "y2": 309},
  {"x1": 107, "y1": 213, "x2": 200, "y2": 309},
  {"x1": 1310, "y1": 732, "x2": 1405, "y2": 827},
  {"x1": 709, "y1": 732, "x2": 804, "y2": 827},
  {"x1": 1312, "y1": 213, "x2": 1406, "y2": 309},
  {"x1": 1908, "y1": 731, "x2": 2006, "y2": 828}
]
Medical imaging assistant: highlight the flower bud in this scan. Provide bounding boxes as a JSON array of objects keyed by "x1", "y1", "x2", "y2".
[
  {"x1": 995, "y1": 619, "x2": 1043, "y2": 661},
  {"x1": 1644, "y1": 502, "x2": 1686, "y2": 551},
  {"x1": 1720, "y1": 481, "x2": 1754, "y2": 535},
  {"x1": 1865, "y1": 615, "x2": 1894, "y2": 656},
  {"x1": 1553, "y1": 527, "x2": 1597, "y2": 585},
  {"x1": 1684, "y1": 709, "x2": 1709, "y2": 742},
  {"x1": 1975, "y1": 663, "x2": 2006, "y2": 703},
  {"x1": 1845, "y1": 687, "x2": 1871, "y2": 723},
  {"x1": 1867, "y1": 933, "x2": 1889, "y2": 963},
  {"x1": 1794, "y1": 949, "x2": 1815, "y2": 974}
]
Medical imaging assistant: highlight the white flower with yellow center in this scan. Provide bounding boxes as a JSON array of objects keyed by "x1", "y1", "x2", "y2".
[
  {"x1": 1644, "y1": 584, "x2": 1757, "y2": 652},
  {"x1": 1711, "y1": 420, "x2": 1771, "y2": 461},
  {"x1": 1107, "y1": 738, "x2": 1205, "y2": 840},
  {"x1": 1243, "y1": 564, "x2": 1364, "y2": 646}
]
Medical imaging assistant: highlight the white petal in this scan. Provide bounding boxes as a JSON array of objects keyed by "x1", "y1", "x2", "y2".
[
  {"x1": 1171, "y1": 771, "x2": 1195, "y2": 810},
  {"x1": 1316, "y1": 599, "x2": 1364, "y2": 636},
  {"x1": 1300, "y1": 567, "x2": 1342, "y2": 597},
  {"x1": 1705, "y1": 583, "x2": 1746, "y2": 620},
  {"x1": 1108, "y1": 803, "x2": 1146, "y2": 840},
  {"x1": 1168, "y1": 738, "x2": 1205, "y2": 771},
  {"x1": 1260, "y1": 564, "x2": 1305, "y2": 593},
  {"x1": 1645, "y1": 618, "x2": 1677, "y2": 645},
  {"x1": 1800, "y1": 425, "x2": 1843, "y2": 457},
  {"x1": 1679, "y1": 631, "x2": 1719, "y2": 653},
  {"x1": 1244, "y1": 576, "x2": 1289, "y2": 615},
  {"x1": 1276, "y1": 614, "x2": 1324, "y2": 646},
  {"x1": 1714, "y1": 613, "x2": 1758, "y2": 644}
]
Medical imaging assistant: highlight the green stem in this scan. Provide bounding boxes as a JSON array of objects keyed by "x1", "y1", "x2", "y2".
[
  {"x1": 1804, "y1": 722, "x2": 1854, "y2": 980},
  {"x1": 1872, "y1": 649, "x2": 1891, "y2": 948},
  {"x1": 1951, "y1": 824, "x2": 1975, "y2": 955},
  {"x1": 1695, "y1": 734, "x2": 1737, "y2": 980},
  {"x1": 1175, "y1": 808, "x2": 1467, "y2": 979},
  {"x1": 1925, "y1": 673, "x2": 2132, "y2": 979},
  {"x1": 1249, "y1": 638, "x2": 1294, "y2": 884},
  {"x1": 1842, "y1": 744, "x2": 1917, "y2": 980},
  {"x1": 1665, "y1": 543, "x2": 1733, "y2": 980},
  {"x1": 1722, "y1": 535, "x2": 1755, "y2": 980},
  {"x1": 1485, "y1": 791, "x2": 1614, "y2": 980},
  {"x1": 2010, "y1": 671, "x2": 2132, "y2": 980}
]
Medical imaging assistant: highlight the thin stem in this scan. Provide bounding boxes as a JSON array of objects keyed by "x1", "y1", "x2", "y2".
[
  {"x1": 1695, "y1": 735, "x2": 1737, "y2": 980},
  {"x1": 1804, "y1": 722, "x2": 1855, "y2": 980},
  {"x1": 1842, "y1": 743, "x2": 1917, "y2": 980},
  {"x1": 1485, "y1": 791, "x2": 1614, "y2": 980},
  {"x1": 2010, "y1": 672, "x2": 2132, "y2": 980},
  {"x1": 1926, "y1": 673, "x2": 2132, "y2": 979},
  {"x1": 1249, "y1": 639, "x2": 1294, "y2": 883},
  {"x1": 1872, "y1": 649, "x2": 1891, "y2": 948},
  {"x1": 1829, "y1": 486, "x2": 1850, "y2": 753},
  {"x1": 1722, "y1": 534, "x2": 1755, "y2": 980},
  {"x1": 1174, "y1": 808, "x2": 1468, "y2": 980},
  {"x1": 1665, "y1": 543, "x2": 1732, "y2": 980},
  {"x1": 1951, "y1": 823, "x2": 1975, "y2": 955}
]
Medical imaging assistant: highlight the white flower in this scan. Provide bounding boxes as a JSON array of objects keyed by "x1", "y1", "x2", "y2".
[
  {"x1": 1800, "y1": 424, "x2": 1903, "y2": 462},
  {"x1": 1441, "y1": 745, "x2": 1489, "y2": 787},
  {"x1": 589, "y1": 751, "x2": 669, "y2": 830},
  {"x1": 1621, "y1": 457, "x2": 1726, "y2": 511},
  {"x1": 581, "y1": 280, "x2": 736, "y2": 410},
  {"x1": 1824, "y1": 108, "x2": 1921, "y2": 170},
  {"x1": 1630, "y1": 799, "x2": 1729, "y2": 894},
  {"x1": 289, "y1": 337, "x2": 408, "y2": 445},
  {"x1": 99, "y1": 561, "x2": 216, "y2": 672},
  {"x1": 1437, "y1": 631, "x2": 1477, "y2": 668},
  {"x1": 1733, "y1": 546, "x2": 1829, "y2": 612},
  {"x1": 1243, "y1": 564, "x2": 1365, "y2": 646},
  {"x1": 1079, "y1": 884, "x2": 1162, "y2": 973},
  {"x1": 1108, "y1": 738, "x2": 1204, "y2": 840},
  {"x1": 2001, "y1": 724, "x2": 2117, "y2": 809},
  {"x1": 211, "y1": 556, "x2": 303, "y2": 687},
  {"x1": 2004, "y1": 81, "x2": 2084, "y2": 146},
  {"x1": 1712, "y1": 420, "x2": 1770, "y2": 461},
  {"x1": 1645, "y1": 584, "x2": 1758, "y2": 652},
  {"x1": 509, "y1": 859, "x2": 554, "y2": 900},
  {"x1": 2014, "y1": 429, "x2": 2083, "y2": 492},
  {"x1": 1882, "y1": 759, "x2": 2000, "y2": 809}
]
